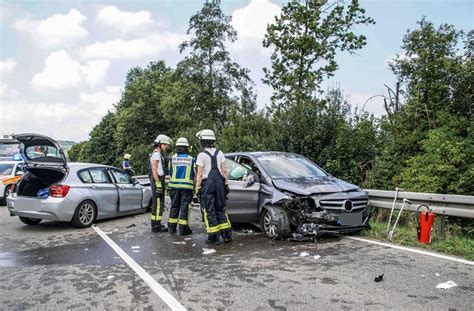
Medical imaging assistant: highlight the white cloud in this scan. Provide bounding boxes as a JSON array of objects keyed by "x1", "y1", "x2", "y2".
[
  {"x1": 32, "y1": 50, "x2": 110, "y2": 90},
  {"x1": 231, "y1": 0, "x2": 280, "y2": 51},
  {"x1": 96, "y1": 5, "x2": 154, "y2": 33},
  {"x1": 0, "y1": 86, "x2": 121, "y2": 141},
  {"x1": 80, "y1": 60, "x2": 112, "y2": 87},
  {"x1": 0, "y1": 58, "x2": 17, "y2": 79},
  {"x1": 78, "y1": 32, "x2": 185, "y2": 60},
  {"x1": 0, "y1": 83, "x2": 19, "y2": 98},
  {"x1": 13, "y1": 9, "x2": 88, "y2": 48}
]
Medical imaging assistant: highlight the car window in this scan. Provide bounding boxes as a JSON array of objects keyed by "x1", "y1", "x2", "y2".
[
  {"x1": 238, "y1": 156, "x2": 262, "y2": 178},
  {"x1": 111, "y1": 169, "x2": 132, "y2": 184},
  {"x1": 89, "y1": 168, "x2": 111, "y2": 183},
  {"x1": 256, "y1": 154, "x2": 327, "y2": 179},
  {"x1": 24, "y1": 145, "x2": 62, "y2": 163},
  {"x1": 225, "y1": 159, "x2": 251, "y2": 181},
  {"x1": 0, "y1": 164, "x2": 14, "y2": 175},
  {"x1": 78, "y1": 170, "x2": 93, "y2": 184},
  {"x1": 0, "y1": 143, "x2": 20, "y2": 157}
]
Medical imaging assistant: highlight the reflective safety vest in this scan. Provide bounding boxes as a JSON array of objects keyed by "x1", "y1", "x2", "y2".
[{"x1": 168, "y1": 153, "x2": 195, "y2": 190}]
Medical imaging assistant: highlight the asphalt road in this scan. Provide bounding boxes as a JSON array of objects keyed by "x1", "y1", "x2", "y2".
[{"x1": 1, "y1": 202, "x2": 473, "y2": 310}]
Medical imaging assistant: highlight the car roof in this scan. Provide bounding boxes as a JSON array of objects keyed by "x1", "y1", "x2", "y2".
[
  {"x1": 225, "y1": 151, "x2": 299, "y2": 158},
  {"x1": 68, "y1": 162, "x2": 114, "y2": 169}
]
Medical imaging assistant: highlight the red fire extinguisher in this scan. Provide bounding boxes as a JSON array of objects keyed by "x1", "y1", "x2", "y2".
[{"x1": 417, "y1": 205, "x2": 435, "y2": 244}]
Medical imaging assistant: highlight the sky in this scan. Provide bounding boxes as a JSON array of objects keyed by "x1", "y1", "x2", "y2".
[{"x1": 0, "y1": 0, "x2": 473, "y2": 142}]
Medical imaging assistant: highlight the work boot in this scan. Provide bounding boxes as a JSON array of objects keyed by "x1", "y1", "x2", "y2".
[
  {"x1": 151, "y1": 222, "x2": 169, "y2": 233},
  {"x1": 168, "y1": 224, "x2": 177, "y2": 234},
  {"x1": 179, "y1": 225, "x2": 193, "y2": 236},
  {"x1": 221, "y1": 229, "x2": 233, "y2": 243},
  {"x1": 205, "y1": 233, "x2": 219, "y2": 244}
]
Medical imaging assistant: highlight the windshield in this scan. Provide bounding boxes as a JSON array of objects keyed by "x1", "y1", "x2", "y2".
[
  {"x1": 256, "y1": 154, "x2": 327, "y2": 179},
  {"x1": 0, "y1": 164, "x2": 14, "y2": 175},
  {"x1": 0, "y1": 143, "x2": 20, "y2": 157}
]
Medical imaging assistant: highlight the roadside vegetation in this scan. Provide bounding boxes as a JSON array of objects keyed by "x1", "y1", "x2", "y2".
[
  {"x1": 67, "y1": 1, "x2": 473, "y2": 251},
  {"x1": 363, "y1": 208, "x2": 474, "y2": 260}
]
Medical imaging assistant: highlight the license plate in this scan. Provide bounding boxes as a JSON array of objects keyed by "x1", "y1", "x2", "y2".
[{"x1": 338, "y1": 212, "x2": 362, "y2": 226}]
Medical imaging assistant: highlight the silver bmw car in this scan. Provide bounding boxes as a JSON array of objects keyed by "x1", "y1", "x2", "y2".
[{"x1": 7, "y1": 133, "x2": 152, "y2": 228}]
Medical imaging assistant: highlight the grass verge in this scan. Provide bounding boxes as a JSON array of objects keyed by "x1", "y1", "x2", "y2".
[{"x1": 360, "y1": 209, "x2": 474, "y2": 261}]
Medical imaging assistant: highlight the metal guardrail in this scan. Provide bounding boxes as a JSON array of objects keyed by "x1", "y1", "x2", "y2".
[{"x1": 367, "y1": 189, "x2": 474, "y2": 219}]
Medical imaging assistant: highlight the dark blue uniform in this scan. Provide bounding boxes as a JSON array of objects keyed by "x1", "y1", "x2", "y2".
[
  {"x1": 200, "y1": 150, "x2": 232, "y2": 242},
  {"x1": 168, "y1": 153, "x2": 195, "y2": 234}
]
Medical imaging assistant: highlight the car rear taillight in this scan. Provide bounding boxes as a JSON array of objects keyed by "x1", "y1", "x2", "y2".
[{"x1": 50, "y1": 185, "x2": 70, "y2": 198}]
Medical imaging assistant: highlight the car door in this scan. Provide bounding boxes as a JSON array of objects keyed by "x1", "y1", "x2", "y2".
[
  {"x1": 109, "y1": 168, "x2": 143, "y2": 212},
  {"x1": 85, "y1": 168, "x2": 119, "y2": 217},
  {"x1": 225, "y1": 159, "x2": 260, "y2": 223}
]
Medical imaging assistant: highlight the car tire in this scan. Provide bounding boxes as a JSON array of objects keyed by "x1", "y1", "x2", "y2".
[
  {"x1": 71, "y1": 200, "x2": 97, "y2": 228},
  {"x1": 260, "y1": 205, "x2": 291, "y2": 239},
  {"x1": 19, "y1": 217, "x2": 42, "y2": 225}
]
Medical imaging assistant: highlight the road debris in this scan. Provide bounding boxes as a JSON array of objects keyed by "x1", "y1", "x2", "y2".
[
  {"x1": 242, "y1": 229, "x2": 253, "y2": 233},
  {"x1": 436, "y1": 281, "x2": 457, "y2": 289},
  {"x1": 374, "y1": 274, "x2": 384, "y2": 282},
  {"x1": 133, "y1": 250, "x2": 140, "y2": 253},
  {"x1": 192, "y1": 244, "x2": 196, "y2": 247},
  {"x1": 202, "y1": 248, "x2": 216, "y2": 255},
  {"x1": 184, "y1": 238, "x2": 192, "y2": 240},
  {"x1": 299, "y1": 252, "x2": 309, "y2": 257},
  {"x1": 173, "y1": 241, "x2": 186, "y2": 245},
  {"x1": 313, "y1": 255, "x2": 321, "y2": 260},
  {"x1": 131, "y1": 246, "x2": 140, "y2": 249},
  {"x1": 107, "y1": 275, "x2": 114, "y2": 280},
  {"x1": 127, "y1": 224, "x2": 136, "y2": 228},
  {"x1": 435, "y1": 273, "x2": 440, "y2": 277}
]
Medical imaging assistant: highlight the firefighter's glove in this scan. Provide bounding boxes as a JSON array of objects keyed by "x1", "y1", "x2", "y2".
[
  {"x1": 155, "y1": 181, "x2": 163, "y2": 194},
  {"x1": 224, "y1": 183, "x2": 230, "y2": 195}
]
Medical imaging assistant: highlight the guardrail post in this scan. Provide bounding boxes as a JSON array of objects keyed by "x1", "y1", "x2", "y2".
[{"x1": 438, "y1": 215, "x2": 446, "y2": 240}]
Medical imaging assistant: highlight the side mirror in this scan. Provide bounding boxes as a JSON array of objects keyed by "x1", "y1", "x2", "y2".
[
  {"x1": 243, "y1": 174, "x2": 257, "y2": 188},
  {"x1": 132, "y1": 178, "x2": 139, "y2": 185}
]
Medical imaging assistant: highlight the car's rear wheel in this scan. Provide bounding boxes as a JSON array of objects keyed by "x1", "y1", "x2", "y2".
[
  {"x1": 71, "y1": 200, "x2": 97, "y2": 228},
  {"x1": 19, "y1": 217, "x2": 42, "y2": 225},
  {"x1": 260, "y1": 205, "x2": 291, "y2": 239}
]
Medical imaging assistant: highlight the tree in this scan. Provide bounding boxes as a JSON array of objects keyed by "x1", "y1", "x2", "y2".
[
  {"x1": 177, "y1": 0, "x2": 255, "y2": 129},
  {"x1": 68, "y1": 141, "x2": 86, "y2": 162},
  {"x1": 263, "y1": 0, "x2": 375, "y2": 110}
]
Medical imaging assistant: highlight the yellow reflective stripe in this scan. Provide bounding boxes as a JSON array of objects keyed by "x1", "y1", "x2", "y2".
[
  {"x1": 185, "y1": 164, "x2": 191, "y2": 181},
  {"x1": 168, "y1": 218, "x2": 178, "y2": 224},
  {"x1": 151, "y1": 215, "x2": 162, "y2": 221},
  {"x1": 168, "y1": 184, "x2": 194, "y2": 190},
  {"x1": 217, "y1": 222, "x2": 231, "y2": 230},
  {"x1": 203, "y1": 209, "x2": 219, "y2": 233},
  {"x1": 178, "y1": 219, "x2": 188, "y2": 225}
]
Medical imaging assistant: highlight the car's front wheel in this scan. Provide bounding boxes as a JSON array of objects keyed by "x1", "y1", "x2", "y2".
[
  {"x1": 19, "y1": 217, "x2": 42, "y2": 225},
  {"x1": 260, "y1": 205, "x2": 291, "y2": 239},
  {"x1": 71, "y1": 200, "x2": 97, "y2": 228}
]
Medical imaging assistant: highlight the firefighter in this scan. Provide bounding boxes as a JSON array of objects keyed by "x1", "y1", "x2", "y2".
[
  {"x1": 122, "y1": 154, "x2": 133, "y2": 176},
  {"x1": 167, "y1": 137, "x2": 195, "y2": 235},
  {"x1": 149, "y1": 134, "x2": 171, "y2": 232},
  {"x1": 194, "y1": 129, "x2": 232, "y2": 244}
]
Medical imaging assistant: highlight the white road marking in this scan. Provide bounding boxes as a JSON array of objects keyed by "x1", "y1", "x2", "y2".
[
  {"x1": 93, "y1": 225, "x2": 186, "y2": 311},
  {"x1": 345, "y1": 236, "x2": 474, "y2": 266}
]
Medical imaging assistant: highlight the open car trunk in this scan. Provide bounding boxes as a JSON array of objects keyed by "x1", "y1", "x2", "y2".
[{"x1": 17, "y1": 168, "x2": 66, "y2": 198}]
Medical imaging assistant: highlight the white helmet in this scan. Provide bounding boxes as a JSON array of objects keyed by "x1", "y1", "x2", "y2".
[
  {"x1": 154, "y1": 134, "x2": 172, "y2": 145},
  {"x1": 124, "y1": 154, "x2": 131, "y2": 159},
  {"x1": 196, "y1": 129, "x2": 216, "y2": 141},
  {"x1": 176, "y1": 137, "x2": 189, "y2": 147}
]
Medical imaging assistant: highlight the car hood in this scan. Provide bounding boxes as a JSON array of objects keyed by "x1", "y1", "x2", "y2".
[{"x1": 272, "y1": 176, "x2": 359, "y2": 195}]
